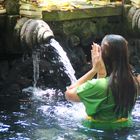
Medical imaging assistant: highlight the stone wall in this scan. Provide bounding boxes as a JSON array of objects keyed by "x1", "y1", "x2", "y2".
[
  {"x1": 47, "y1": 15, "x2": 123, "y2": 61},
  {"x1": 122, "y1": 5, "x2": 140, "y2": 73},
  {"x1": 5, "y1": 0, "x2": 19, "y2": 15}
]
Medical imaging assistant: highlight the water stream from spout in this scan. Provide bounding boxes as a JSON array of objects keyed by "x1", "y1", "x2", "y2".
[
  {"x1": 32, "y1": 49, "x2": 40, "y2": 88},
  {"x1": 50, "y1": 38, "x2": 77, "y2": 84},
  {"x1": 32, "y1": 38, "x2": 77, "y2": 88}
]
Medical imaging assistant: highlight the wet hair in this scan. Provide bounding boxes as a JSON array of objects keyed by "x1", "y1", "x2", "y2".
[{"x1": 101, "y1": 34, "x2": 138, "y2": 118}]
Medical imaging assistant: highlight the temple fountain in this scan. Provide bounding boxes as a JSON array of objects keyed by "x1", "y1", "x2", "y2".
[{"x1": 0, "y1": 1, "x2": 140, "y2": 140}]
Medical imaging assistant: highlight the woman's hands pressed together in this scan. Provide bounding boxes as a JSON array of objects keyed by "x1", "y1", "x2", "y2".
[
  {"x1": 91, "y1": 43, "x2": 107, "y2": 78},
  {"x1": 91, "y1": 43, "x2": 102, "y2": 71}
]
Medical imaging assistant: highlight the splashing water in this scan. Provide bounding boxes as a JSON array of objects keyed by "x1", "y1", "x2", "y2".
[
  {"x1": 32, "y1": 50, "x2": 40, "y2": 88},
  {"x1": 50, "y1": 38, "x2": 77, "y2": 84},
  {"x1": 26, "y1": 37, "x2": 81, "y2": 128},
  {"x1": 32, "y1": 38, "x2": 77, "y2": 88},
  {"x1": 22, "y1": 86, "x2": 88, "y2": 139}
]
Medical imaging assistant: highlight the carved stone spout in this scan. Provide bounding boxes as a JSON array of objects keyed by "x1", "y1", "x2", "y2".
[{"x1": 15, "y1": 18, "x2": 54, "y2": 49}]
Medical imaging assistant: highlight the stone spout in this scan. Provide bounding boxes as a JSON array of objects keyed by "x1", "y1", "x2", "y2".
[{"x1": 15, "y1": 18, "x2": 54, "y2": 49}]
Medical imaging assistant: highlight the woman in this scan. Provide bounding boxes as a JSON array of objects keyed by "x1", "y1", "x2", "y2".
[{"x1": 65, "y1": 34, "x2": 139, "y2": 130}]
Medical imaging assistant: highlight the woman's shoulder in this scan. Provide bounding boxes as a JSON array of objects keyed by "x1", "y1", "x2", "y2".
[
  {"x1": 77, "y1": 77, "x2": 109, "y2": 95},
  {"x1": 90, "y1": 77, "x2": 109, "y2": 85},
  {"x1": 84, "y1": 77, "x2": 109, "y2": 92}
]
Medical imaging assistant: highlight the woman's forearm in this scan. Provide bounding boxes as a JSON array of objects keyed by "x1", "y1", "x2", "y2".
[
  {"x1": 137, "y1": 74, "x2": 140, "y2": 82},
  {"x1": 68, "y1": 68, "x2": 97, "y2": 89},
  {"x1": 65, "y1": 68, "x2": 97, "y2": 102}
]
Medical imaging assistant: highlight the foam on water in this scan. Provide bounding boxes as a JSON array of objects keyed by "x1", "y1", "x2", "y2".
[{"x1": 32, "y1": 87, "x2": 86, "y2": 122}]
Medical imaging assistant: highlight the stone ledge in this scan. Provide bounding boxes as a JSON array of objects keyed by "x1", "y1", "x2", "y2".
[{"x1": 43, "y1": 5, "x2": 123, "y2": 21}]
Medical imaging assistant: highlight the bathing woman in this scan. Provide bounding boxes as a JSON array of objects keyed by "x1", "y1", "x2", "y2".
[{"x1": 65, "y1": 34, "x2": 139, "y2": 130}]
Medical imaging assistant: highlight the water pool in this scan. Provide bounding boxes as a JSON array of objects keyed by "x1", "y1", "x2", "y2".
[{"x1": 0, "y1": 88, "x2": 140, "y2": 140}]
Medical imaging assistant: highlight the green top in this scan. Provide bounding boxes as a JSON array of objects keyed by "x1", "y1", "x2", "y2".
[{"x1": 77, "y1": 77, "x2": 133, "y2": 130}]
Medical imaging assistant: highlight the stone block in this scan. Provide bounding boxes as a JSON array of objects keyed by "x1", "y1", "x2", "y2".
[{"x1": 5, "y1": 0, "x2": 19, "y2": 15}]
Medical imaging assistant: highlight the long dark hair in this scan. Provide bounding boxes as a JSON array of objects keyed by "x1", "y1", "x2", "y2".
[{"x1": 101, "y1": 34, "x2": 138, "y2": 118}]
